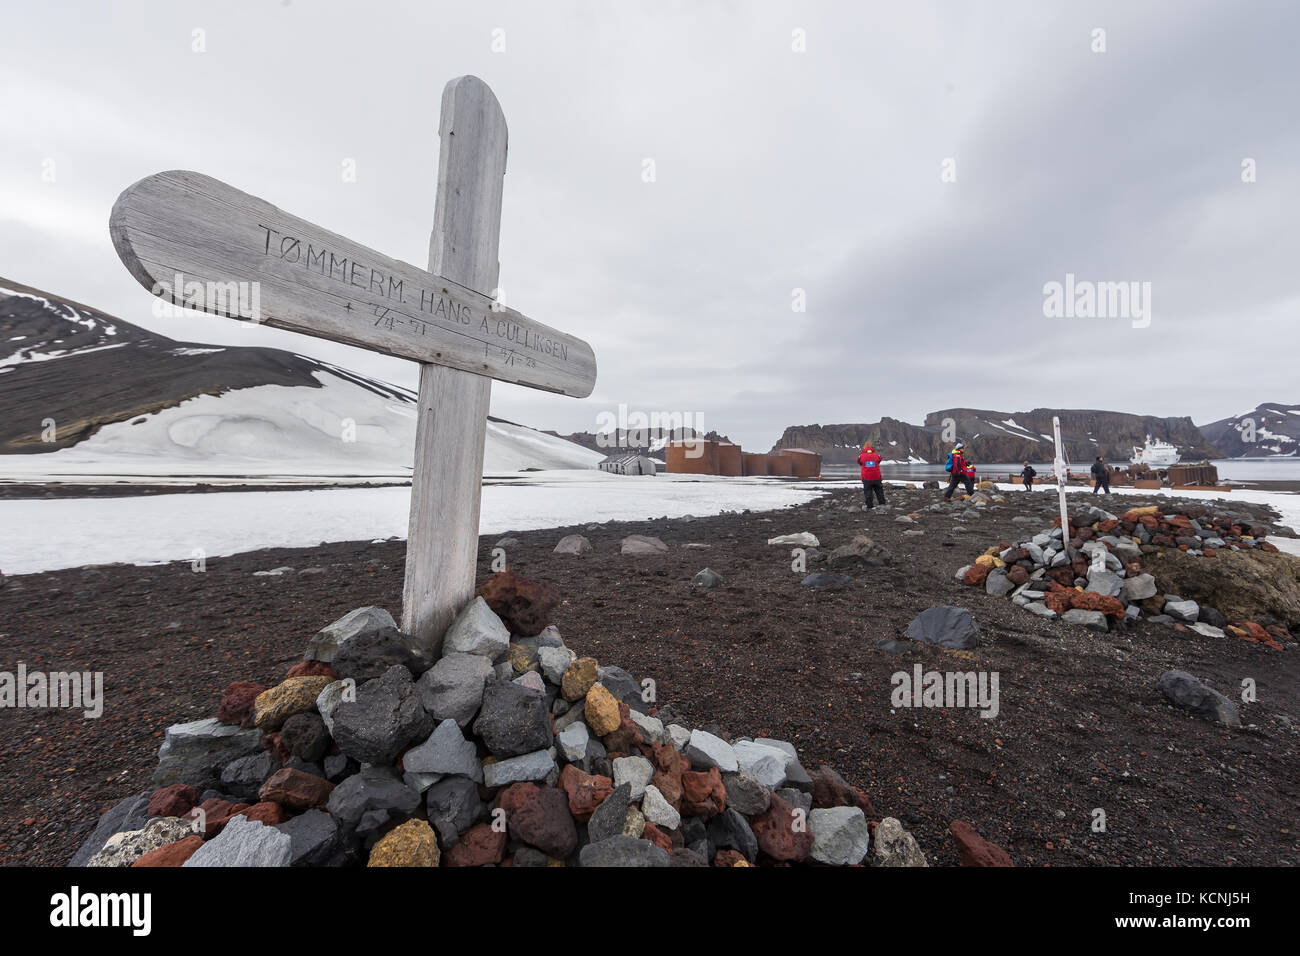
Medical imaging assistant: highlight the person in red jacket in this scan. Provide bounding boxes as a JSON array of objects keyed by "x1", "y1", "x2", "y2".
[
  {"x1": 942, "y1": 442, "x2": 975, "y2": 500},
  {"x1": 858, "y1": 442, "x2": 886, "y2": 509}
]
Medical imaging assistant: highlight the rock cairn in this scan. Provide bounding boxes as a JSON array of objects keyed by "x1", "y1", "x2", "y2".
[
  {"x1": 957, "y1": 503, "x2": 1295, "y2": 649},
  {"x1": 72, "y1": 570, "x2": 927, "y2": 868}
]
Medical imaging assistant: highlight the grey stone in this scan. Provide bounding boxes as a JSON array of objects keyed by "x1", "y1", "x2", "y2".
[
  {"x1": 426, "y1": 776, "x2": 485, "y2": 847},
  {"x1": 708, "y1": 808, "x2": 758, "y2": 862},
  {"x1": 733, "y1": 739, "x2": 790, "y2": 789},
  {"x1": 554, "y1": 534, "x2": 592, "y2": 555},
  {"x1": 578, "y1": 835, "x2": 670, "y2": 867},
  {"x1": 685, "y1": 729, "x2": 739, "y2": 773},
  {"x1": 596, "y1": 665, "x2": 642, "y2": 708},
  {"x1": 415, "y1": 652, "x2": 493, "y2": 728},
  {"x1": 183, "y1": 815, "x2": 292, "y2": 867},
  {"x1": 809, "y1": 806, "x2": 870, "y2": 865},
  {"x1": 331, "y1": 625, "x2": 418, "y2": 684},
  {"x1": 152, "y1": 718, "x2": 263, "y2": 790},
  {"x1": 776, "y1": 787, "x2": 812, "y2": 816},
  {"x1": 443, "y1": 596, "x2": 510, "y2": 657},
  {"x1": 402, "y1": 718, "x2": 483, "y2": 782},
  {"x1": 621, "y1": 534, "x2": 669, "y2": 555},
  {"x1": 557, "y1": 721, "x2": 590, "y2": 763},
  {"x1": 315, "y1": 679, "x2": 351, "y2": 736},
  {"x1": 86, "y1": 817, "x2": 194, "y2": 867},
  {"x1": 326, "y1": 766, "x2": 421, "y2": 834},
  {"x1": 721, "y1": 770, "x2": 771, "y2": 815},
  {"x1": 587, "y1": 783, "x2": 632, "y2": 843},
  {"x1": 692, "y1": 568, "x2": 724, "y2": 589},
  {"x1": 612, "y1": 755, "x2": 655, "y2": 800},
  {"x1": 276, "y1": 808, "x2": 353, "y2": 867},
  {"x1": 1062, "y1": 608, "x2": 1109, "y2": 632},
  {"x1": 800, "y1": 572, "x2": 853, "y2": 589},
  {"x1": 482, "y1": 750, "x2": 557, "y2": 788},
  {"x1": 554, "y1": 701, "x2": 586, "y2": 733},
  {"x1": 219, "y1": 750, "x2": 280, "y2": 801},
  {"x1": 984, "y1": 569, "x2": 1014, "y2": 597},
  {"x1": 305, "y1": 606, "x2": 396, "y2": 663},
  {"x1": 1085, "y1": 569, "x2": 1124, "y2": 598},
  {"x1": 70, "y1": 792, "x2": 150, "y2": 866},
  {"x1": 513, "y1": 670, "x2": 546, "y2": 694},
  {"x1": 640, "y1": 784, "x2": 681, "y2": 829},
  {"x1": 1022, "y1": 602, "x2": 1058, "y2": 620},
  {"x1": 628, "y1": 710, "x2": 668, "y2": 745},
  {"x1": 872, "y1": 817, "x2": 928, "y2": 866},
  {"x1": 667, "y1": 724, "x2": 692, "y2": 750},
  {"x1": 1190, "y1": 622, "x2": 1225, "y2": 638},
  {"x1": 331, "y1": 665, "x2": 433, "y2": 766},
  {"x1": 904, "y1": 606, "x2": 981, "y2": 650},
  {"x1": 1123, "y1": 572, "x2": 1158, "y2": 602},
  {"x1": 1165, "y1": 600, "x2": 1200, "y2": 623},
  {"x1": 537, "y1": 645, "x2": 575, "y2": 685},
  {"x1": 1158, "y1": 670, "x2": 1241, "y2": 727},
  {"x1": 473, "y1": 681, "x2": 553, "y2": 758}
]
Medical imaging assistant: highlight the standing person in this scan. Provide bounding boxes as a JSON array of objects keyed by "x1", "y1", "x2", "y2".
[
  {"x1": 1091, "y1": 456, "x2": 1111, "y2": 494},
  {"x1": 1021, "y1": 461, "x2": 1037, "y2": 491},
  {"x1": 942, "y1": 442, "x2": 975, "y2": 500},
  {"x1": 858, "y1": 442, "x2": 886, "y2": 509}
]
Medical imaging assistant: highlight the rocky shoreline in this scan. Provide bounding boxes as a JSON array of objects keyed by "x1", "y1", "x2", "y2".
[{"x1": 3, "y1": 484, "x2": 1298, "y2": 866}]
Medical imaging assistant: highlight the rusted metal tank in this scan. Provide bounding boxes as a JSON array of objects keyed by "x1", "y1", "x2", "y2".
[
  {"x1": 716, "y1": 443, "x2": 743, "y2": 477},
  {"x1": 665, "y1": 439, "x2": 719, "y2": 475},
  {"x1": 741, "y1": 453, "x2": 770, "y2": 476},
  {"x1": 777, "y1": 448, "x2": 822, "y2": 478},
  {"x1": 767, "y1": 454, "x2": 793, "y2": 477}
]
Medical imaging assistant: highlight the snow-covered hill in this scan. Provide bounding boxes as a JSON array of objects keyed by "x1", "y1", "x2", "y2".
[
  {"x1": 0, "y1": 279, "x2": 601, "y2": 479},
  {"x1": 1200, "y1": 402, "x2": 1300, "y2": 458}
]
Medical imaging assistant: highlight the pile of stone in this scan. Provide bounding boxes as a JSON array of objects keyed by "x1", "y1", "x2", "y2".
[
  {"x1": 72, "y1": 570, "x2": 933, "y2": 868},
  {"x1": 956, "y1": 503, "x2": 1292, "y2": 648}
]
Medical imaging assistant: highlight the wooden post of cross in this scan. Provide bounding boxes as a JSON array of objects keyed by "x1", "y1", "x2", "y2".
[
  {"x1": 108, "y1": 75, "x2": 597, "y2": 660},
  {"x1": 402, "y1": 77, "x2": 507, "y2": 655}
]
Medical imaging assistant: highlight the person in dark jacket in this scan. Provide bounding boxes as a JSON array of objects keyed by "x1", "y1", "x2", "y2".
[
  {"x1": 1021, "y1": 461, "x2": 1036, "y2": 491},
  {"x1": 1091, "y1": 457, "x2": 1111, "y2": 494},
  {"x1": 858, "y1": 442, "x2": 886, "y2": 509},
  {"x1": 942, "y1": 442, "x2": 975, "y2": 500}
]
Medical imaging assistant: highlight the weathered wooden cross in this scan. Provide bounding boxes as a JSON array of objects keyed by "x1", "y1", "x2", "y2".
[{"x1": 109, "y1": 75, "x2": 597, "y2": 656}]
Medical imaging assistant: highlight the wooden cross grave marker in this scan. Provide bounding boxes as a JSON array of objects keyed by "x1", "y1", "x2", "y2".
[{"x1": 108, "y1": 75, "x2": 597, "y2": 656}]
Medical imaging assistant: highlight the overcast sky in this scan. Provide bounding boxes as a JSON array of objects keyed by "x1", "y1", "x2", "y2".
[{"x1": 3, "y1": 0, "x2": 1296, "y2": 451}]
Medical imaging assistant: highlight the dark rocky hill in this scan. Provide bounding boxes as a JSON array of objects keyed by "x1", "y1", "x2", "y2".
[{"x1": 1200, "y1": 402, "x2": 1300, "y2": 457}]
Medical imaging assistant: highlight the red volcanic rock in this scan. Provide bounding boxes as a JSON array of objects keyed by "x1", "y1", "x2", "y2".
[
  {"x1": 262, "y1": 731, "x2": 291, "y2": 764},
  {"x1": 190, "y1": 798, "x2": 250, "y2": 838},
  {"x1": 749, "y1": 792, "x2": 812, "y2": 862},
  {"x1": 258, "y1": 768, "x2": 335, "y2": 812},
  {"x1": 239, "y1": 801, "x2": 288, "y2": 827},
  {"x1": 602, "y1": 702, "x2": 644, "y2": 753},
  {"x1": 648, "y1": 742, "x2": 685, "y2": 809},
  {"x1": 495, "y1": 783, "x2": 578, "y2": 859},
  {"x1": 286, "y1": 660, "x2": 337, "y2": 680},
  {"x1": 474, "y1": 570, "x2": 559, "y2": 637},
  {"x1": 642, "y1": 821, "x2": 673, "y2": 853},
  {"x1": 950, "y1": 820, "x2": 1014, "y2": 866},
  {"x1": 558, "y1": 764, "x2": 613, "y2": 821},
  {"x1": 1047, "y1": 568, "x2": 1076, "y2": 588},
  {"x1": 963, "y1": 564, "x2": 990, "y2": 587},
  {"x1": 445, "y1": 823, "x2": 507, "y2": 867},
  {"x1": 1006, "y1": 565, "x2": 1031, "y2": 587},
  {"x1": 810, "y1": 764, "x2": 874, "y2": 816},
  {"x1": 1070, "y1": 592, "x2": 1125, "y2": 617},
  {"x1": 1044, "y1": 590, "x2": 1074, "y2": 615},
  {"x1": 148, "y1": 784, "x2": 199, "y2": 818},
  {"x1": 131, "y1": 835, "x2": 204, "y2": 868},
  {"x1": 681, "y1": 767, "x2": 727, "y2": 819},
  {"x1": 217, "y1": 681, "x2": 266, "y2": 728},
  {"x1": 713, "y1": 849, "x2": 748, "y2": 867}
]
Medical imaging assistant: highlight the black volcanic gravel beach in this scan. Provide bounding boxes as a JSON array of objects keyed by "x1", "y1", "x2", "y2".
[{"x1": 1, "y1": 484, "x2": 1297, "y2": 866}]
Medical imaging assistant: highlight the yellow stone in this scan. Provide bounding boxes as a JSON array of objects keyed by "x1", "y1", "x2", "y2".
[
  {"x1": 508, "y1": 643, "x2": 538, "y2": 675},
  {"x1": 622, "y1": 806, "x2": 646, "y2": 838},
  {"x1": 253, "y1": 675, "x2": 334, "y2": 731},
  {"x1": 367, "y1": 819, "x2": 440, "y2": 867},
  {"x1": 584, "y1": 681, "x2": 621, "y2": 734},
  {"x1": 975, "y1": 555, "x2": 996, "y2": 569},
  {"x1": 561, "y1": 656, "x2": 599, "y2": 702}
]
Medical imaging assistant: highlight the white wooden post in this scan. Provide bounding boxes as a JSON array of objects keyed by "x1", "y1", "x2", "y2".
[
  {"x1": 402, "y1": 76, "x2": 509, "y2": 656},
  {"x1": 1053, "y1": 415, "x2": 1071, "y2": 545}
]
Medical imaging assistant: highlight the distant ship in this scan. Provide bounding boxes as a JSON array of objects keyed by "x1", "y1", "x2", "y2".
[{"x1": 1130, "y1": 437, "x2": 1181, "y2": 467}]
